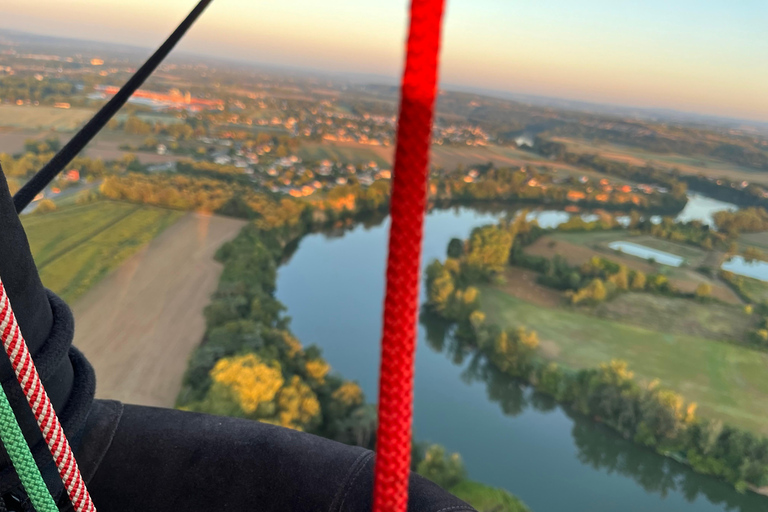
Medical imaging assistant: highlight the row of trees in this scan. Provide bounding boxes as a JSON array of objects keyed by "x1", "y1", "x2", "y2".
[
  {"x1": 177, "y1": 224, "x2": 376, "y2": 441},
  {"x1": 714, "y1": 208, "x2": 768, "y2": 236},
  {"x1": 99, "y1": 173, "x2": 392, "y2": 231},
  {"x1": 424, "y1": 228, "x2": 768, "y2": 491},
  {"x1": 429, "y1": 164, "x2": 686, "y2": 214}
]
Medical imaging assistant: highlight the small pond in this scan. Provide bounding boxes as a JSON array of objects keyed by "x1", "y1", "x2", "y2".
[{"x1": 608, "y1": 241, "x2": 685, "y2": 267}]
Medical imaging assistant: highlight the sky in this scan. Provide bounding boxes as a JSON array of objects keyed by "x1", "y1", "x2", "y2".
[{"x1": 2, "y1": 0, "x2": 767, "y2": 122}]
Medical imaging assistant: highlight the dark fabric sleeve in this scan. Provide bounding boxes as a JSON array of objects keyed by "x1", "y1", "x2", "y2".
[{"x1": 82, "y1": 404, "x2": 475, "y2": 512}]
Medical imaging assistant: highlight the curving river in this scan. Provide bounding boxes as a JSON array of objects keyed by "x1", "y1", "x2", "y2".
[{"x1": 275, "y1": 203, "x2": 767, "y2": 512}]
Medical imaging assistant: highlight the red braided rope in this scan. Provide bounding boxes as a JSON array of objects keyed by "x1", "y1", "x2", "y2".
[
  {"x1": 372, "y1": 1, "x2": 446, "y2": 511},
  {"x1": 0, "y1": 279, "x2": 96, "y2": 512}
]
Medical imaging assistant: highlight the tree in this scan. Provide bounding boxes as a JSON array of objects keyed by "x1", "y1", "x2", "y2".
[
  {"x1": 630, "y1": 271, "x2": 647, "y2": 290},
  {"x1": 465, "y1": 225, "x2": 514, "y2": 276},
  {"x1": 447, "y1": 238, "x2": 464, "y2": 259},
  {"x1": 744, "y1": 246, "x2": 765, "y2": 263},
  {"x1": 210, "y1": 353, "x2": 283, "y2": 414},
  {"x1": 609, "y1": 266, "x2": 629, "y2": 290},
  {"x1": 124, "y1": 115, "x2": 152, "y2": 136},
  {"x1": 34, "y1": 199, "x2": 57, "y2": 214},
  {"x1": 695, "y1": 283, "x2": 712, "y2": 299},
  {"x1": 426, "y1": 261, "x2": 455, "y2": 312},
  {"x1": 416, "y1": 445, "x2": 466, "y2": 489}
]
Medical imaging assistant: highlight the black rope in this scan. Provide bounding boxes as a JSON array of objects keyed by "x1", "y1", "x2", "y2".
[{"x1": 13, "y1": 0, "x2": 214, "y2": 213}]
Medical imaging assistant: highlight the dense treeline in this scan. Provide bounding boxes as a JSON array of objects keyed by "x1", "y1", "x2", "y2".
[
  {"x1": 177, "y1": 224, "x2": 377, "y2": 441},
  {"x1": 430, "y1": 163, "x2": 686, "y2": 214},
  {"x1": 533, "y1": 138, "x2": 768, "y2": 212},
  {"x1": 540, "y1": 123, "x2": 768, "y2": 172},
  {"x1": 0, "y1": 76, "x2": 75, "y2": 104},
  {"x1": 714, "y1": 208, "x2": 768, "y2": 236},
  {"x1": 534, "y1": 139, "x2": 687, "y2": 194},
  {"x1": 424, "y1": 224, "x2": 768, "y2": 492},
  {"x1": 100, "y1": 173, "x2": 391, "y2": 229}
]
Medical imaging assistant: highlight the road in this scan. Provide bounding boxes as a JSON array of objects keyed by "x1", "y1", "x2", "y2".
[{"x1": 71, "y1": 212, "x2": 246, "y2": 407}]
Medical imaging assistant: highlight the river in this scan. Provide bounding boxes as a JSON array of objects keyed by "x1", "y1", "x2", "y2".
[{"x1": 275, "y1": 205, "x2": 766, "y2": 512}]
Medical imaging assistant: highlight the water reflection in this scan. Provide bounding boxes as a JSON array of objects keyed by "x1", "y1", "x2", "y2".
[{"x1": 421, "y1": 312, "x2": 768, "y2": 512}]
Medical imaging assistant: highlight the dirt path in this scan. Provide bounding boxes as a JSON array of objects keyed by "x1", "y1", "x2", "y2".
[{"x1": 71, "y1": 213, "x2": 246, "y2": 407}]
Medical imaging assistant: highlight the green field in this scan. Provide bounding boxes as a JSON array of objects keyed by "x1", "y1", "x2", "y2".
[
  {"x1": 22, "y1": 201, "x2": 183, "y2": 302},
  {"x1": 0, "y1": 105, "x2": 95, "y2": 131},
  {"x1": 593, "y1": 292, "x2": 752, "y2": 342},
  {"x1": 298, "y1": 142, "x2": 391, "y2": 167},
  {"x1": 480, "y1": 286, "x2": 768, "y2": 435}
]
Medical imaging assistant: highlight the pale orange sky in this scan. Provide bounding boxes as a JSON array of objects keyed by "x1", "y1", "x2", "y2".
[{"x1": 2, "y1": 0, "x2": 767, "y2": 122}]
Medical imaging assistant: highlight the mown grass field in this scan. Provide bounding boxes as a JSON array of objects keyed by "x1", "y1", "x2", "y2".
[
  {"x1": 22, "y1": 201, "x2": 183, "y2": 302},
  {"x1": 480, "y1": 286, "x2": 768, "y2": 435}
]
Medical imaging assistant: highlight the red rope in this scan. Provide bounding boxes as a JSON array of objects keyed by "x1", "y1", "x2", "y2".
[
  {"x1": 373, "y1": 1, "x2": 446, "y2": 511},
  {"x1": 0, "y1": 279, "x2": 96, "y2": 512}
]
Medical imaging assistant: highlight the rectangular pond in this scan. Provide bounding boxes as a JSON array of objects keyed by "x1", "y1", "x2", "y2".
[{"x1": 607, "y1": 241, "x2": 685, "y2": 267}]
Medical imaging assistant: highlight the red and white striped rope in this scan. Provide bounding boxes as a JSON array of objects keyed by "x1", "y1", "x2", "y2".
[{"x1": 0, "y1": 279, "x2": 96, "y2": 512}]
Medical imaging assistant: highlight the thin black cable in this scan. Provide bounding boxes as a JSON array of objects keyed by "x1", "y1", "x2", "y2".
[{"x1": 13, "y1": 0, "x2": 214, "y2": 213}]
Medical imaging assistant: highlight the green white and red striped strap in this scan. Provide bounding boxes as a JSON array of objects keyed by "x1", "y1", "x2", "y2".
[{"x1": 0, "y1": 278, "x2": 96, "y2": 512}]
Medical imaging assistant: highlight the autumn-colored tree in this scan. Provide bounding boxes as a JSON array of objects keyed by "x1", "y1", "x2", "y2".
[
  {"x1": 630, "y1": 270, "x2": 647, "y2": 290},
  {"x1": 416, "y1": 445, "x2": 466, "y2": 490},
  {"x1": 695, "y1": 283, "x2": 712, "y2": 299},
  {"x1": 305, "y1": 359, "x2": 330, "y2": 384},
  {"x1": 426, "y1": 261, "x2": 455, "y2": 312},
  {"x1": 210, "y1": 353, "x2": 283, "y2": 414},
  {"x1": 465, "y1": 225, "x2": 514, "y2": 276},
  {"x1": 276, "y1": 376, "x2": 321, "y2": 431},
  {"x1": 35, "y1": 199, "x2": 57, "y2": 214}
]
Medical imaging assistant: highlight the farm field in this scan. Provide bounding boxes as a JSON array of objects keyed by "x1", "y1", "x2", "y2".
[
  {"x1": 553, "y1": 136, "x2": 768, "y2": 186},
  {"x1": 71, "y1": 212, "x2": 246, "y2": 406},
  {"x1": 22, "y1": 201, "x2": 183, "y2": 302},
  {"x1": 740, "y1": 231, "x2": 768, "y2": 251},
  {"x1": 479, "y1": 285, "x2": 768, "y2": 435},
  {"x1": 301, "y1": 140, "x2": 617, "y2": 182},
  {"x1": 0, "y1": 104, "x2": 95, "y2": 131}
]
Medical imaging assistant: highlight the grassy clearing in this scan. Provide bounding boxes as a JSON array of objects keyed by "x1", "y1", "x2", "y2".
[
  {"x1": 480, "y1": 286, "x2": 768, "y2": 435},
  {"x1": 740, "y1": 232, "x2": 768, "y2": 252},
  {"x1": 22, "y1": 201, "x2": 183, "y2": 302},
  {"x1": 592, "y1": 292, "x2": 753, "y2": 342},
  {"x1": 0, "y1": 105, "x2": 95, "y2": 131}
]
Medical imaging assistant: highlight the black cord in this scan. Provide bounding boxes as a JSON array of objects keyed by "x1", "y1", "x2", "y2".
[{"x1": 13, "y1": 0, "x2": 214, "y2": 213}]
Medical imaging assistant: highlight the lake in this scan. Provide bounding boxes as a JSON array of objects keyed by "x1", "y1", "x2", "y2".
[
  {"x1": 676, "y1": 193, "x2": 738, "y2": 226},
  {"x1": 276, "y1": 206, "x2": 767, "y2": 512}
]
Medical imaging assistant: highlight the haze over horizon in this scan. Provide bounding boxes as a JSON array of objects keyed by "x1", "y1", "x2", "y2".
[{"x1": 2, "y1": 0, "x2": 766, "y2": 123}]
